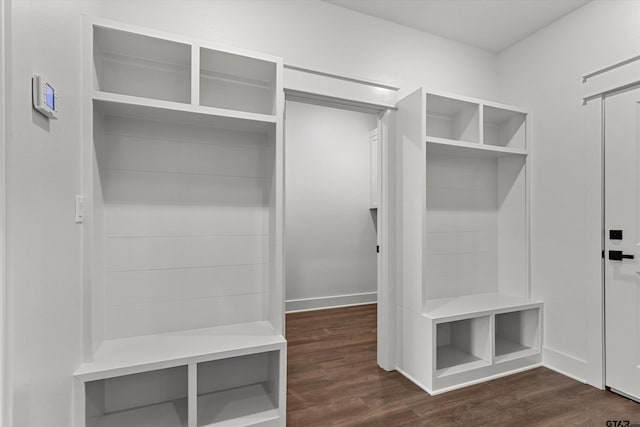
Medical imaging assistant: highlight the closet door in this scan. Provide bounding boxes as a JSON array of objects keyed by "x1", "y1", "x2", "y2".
[{"x1": 604, "y1": 86, "x2": 640, "y2": 401}]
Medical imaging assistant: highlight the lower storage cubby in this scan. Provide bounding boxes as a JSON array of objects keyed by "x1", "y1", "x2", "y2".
[
  {"x1": 436, "y1": 316, "x2": 491, "y2": 376},
  {"x1": 85, "y1": 366, "x2": 188, "y2": 427},
  {"x1": 494, "y1": 308, "x2": 540, "y2": 362},
  {"x1": 421, "y1": 296, "x2": 542, "y2": 394},
  {"x1": 197, "y1": 351, "x2": 280, "y2": 426}
]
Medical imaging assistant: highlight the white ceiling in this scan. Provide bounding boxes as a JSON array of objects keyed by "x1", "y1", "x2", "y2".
[{"x1": 325, "y1": 0, "x2": 591, "y2": 52}]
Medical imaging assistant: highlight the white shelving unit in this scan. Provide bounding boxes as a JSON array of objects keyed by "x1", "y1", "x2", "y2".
[
  {"x1": 396, "y1": 88, "x2": 541, "y2": 395},
  {"x1": 75, "y1": 17, "x2": 286, "y2": 427}
]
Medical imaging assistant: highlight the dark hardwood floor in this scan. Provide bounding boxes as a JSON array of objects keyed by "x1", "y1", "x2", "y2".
[{"x1": 286, "y1": 304, "x2": 640, "y2": 426}]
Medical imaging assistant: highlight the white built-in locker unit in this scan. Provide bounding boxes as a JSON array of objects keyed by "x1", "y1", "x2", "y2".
[
  {"x1": 74, "y1": 17, "x2": 286, "y2": 427},
  {"x1": 395, "y1": 88, "x2": 542, "y2": 394}
]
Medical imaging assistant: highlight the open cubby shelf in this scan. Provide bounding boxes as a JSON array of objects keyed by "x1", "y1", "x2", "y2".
[
  {"x1": 200, "y1": 47, "x2": 277, "y2": 115},
  {"x1": 436, "y1": 346, "x2": 488, "y2": 373},
  {"x1": 423, "y1": 92, "x2": 528, "y2": 156},
  {"x1": 426, "y1": 93, "x2": 480, "y2": 143},
  {"x1": 435, "y1": 316, "x2": 491, "y2": 377},
  {"x1": 483, "y1": 104, "x2": 527, "y2": 149},
  {"x1": 197, "y1": 352, "x2": 281, "y2": 426},
  {"x1": 85, "y1": 366, "x2": 189, "y2": 427},
  {"x1": 93, "y1": 25, "x2": 192, "y2": 104},
  {"x1": 79, "y1": 17, "x2": 285, "y2": 427},
  {"x1": 494, "y1": 308, "x2": 541, "y2": 363}
]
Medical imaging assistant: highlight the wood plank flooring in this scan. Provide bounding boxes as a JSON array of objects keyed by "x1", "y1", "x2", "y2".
[{"x1": 286, "y1": 304, "x2": 640, "y2": 426}]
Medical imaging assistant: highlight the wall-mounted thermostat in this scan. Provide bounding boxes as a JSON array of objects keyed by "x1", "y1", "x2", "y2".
[{"x1": 32, "y1": 75, "x2": 58, "y2": 119}]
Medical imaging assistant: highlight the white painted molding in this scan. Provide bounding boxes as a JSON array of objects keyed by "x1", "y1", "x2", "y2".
[
  {"x1": 583, "y1": 54, "x2": 640, "y2": 103},
  {"x1": 542, "y1": 346, "x2": 589, "y2": 385},
  {"x1": 376, "y1": 110, "x2": 396, "y2": 371},
  {"x1": 0, "y1": 0, "x2": 7, "y2": 423},
  {"x1": 584, "y1": 97, "x2": 604, "y2": 390},
  {"x1": 580, "y1": 55, "x2": 640, "y2": 391},
  {"x1": 283, "y1": 65, "x2": 398, "y2": 110},
  {"x1": 284, "y1": 64, "x2": 400, "y2": 91},
  {"x1": 583, "y1": 54, "x2": 640, "y2": 83},
  {"x1": 398, "y1": 361, "x2": 544, "y2": 396},
  {"x1": 395, "y1": 367, "x2": 434, "y2": 395},
  {"x1": 285, "y1": 292, "x2": 377, "y2": 313}
]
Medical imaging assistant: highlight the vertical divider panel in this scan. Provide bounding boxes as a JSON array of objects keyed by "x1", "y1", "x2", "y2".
[
  {"x1": 478, "y1": 103, "x2": 485, "y2": 145},
  {"x1": 191, "y1": 44, "x2": 200, "y2": 106},
  {"x1": 525, "y1": 114, "x2": 532, "y2": 300},
  {"x1": 489, "y1": 314, "x2": 496, "y2": 364},
  {"x1": 74, "y1": 379, "x2": 86, "y2": 427},
  {"x1": 81, "y1": 17, "x2": 95, "y2": 364},
  {"x1": 268, "y1": 60, "x2": 284, "y2": 335},
  {"x1": 278, "y1": 348, "x2": 287, "y2": 419},
  {"x1": 188, "y1": 363, "x2": 197, "y2": 427},
  {"x1": 430, "y1": 321, "x2": 437, "y2": 375}
]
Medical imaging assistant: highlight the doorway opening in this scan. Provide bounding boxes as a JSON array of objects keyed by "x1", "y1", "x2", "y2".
[
  {"x1": 282, "y1": 93, "x2": 393, "y2": 370},
  {"x1": 284, "y1": 99, "x2": 379, "y2": 312}
]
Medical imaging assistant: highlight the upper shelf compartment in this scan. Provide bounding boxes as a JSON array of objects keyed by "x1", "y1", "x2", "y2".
[
  {"x1": 423, "y1": 91, "x2": 528, "y2": 158},
  {"x1": 426, "y1": 93, "x2": 480, "y2": 144},
  {"x1": 200, "y1": 48, "x2": 277, "y2": 115},
  {"x1": 93, "y1": 25, "x2": 191, "y2": 104},
  {"x1": 483, "y1": 104, "x2": 527, "y2": 150}
]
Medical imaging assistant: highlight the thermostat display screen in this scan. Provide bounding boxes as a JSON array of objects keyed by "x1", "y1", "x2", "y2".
[
  {"x1": 45, "y1": 83, "x2": 55, "y2": 109},
  {"x1": 32, "y1": 75, "x2": 58, "y2": 119}
]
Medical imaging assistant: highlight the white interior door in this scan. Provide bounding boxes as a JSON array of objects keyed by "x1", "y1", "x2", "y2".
[
  {"x1": 376, "y1": 110, "x2": 396, "y2": 371},
  {"x1": 604, "y1": 86, "x2": 640, "y2": 401}
]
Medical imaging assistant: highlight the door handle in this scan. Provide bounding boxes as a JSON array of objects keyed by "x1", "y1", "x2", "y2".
[{"x1": 608, "y1": 250, "x2": 635, "y2": 261}]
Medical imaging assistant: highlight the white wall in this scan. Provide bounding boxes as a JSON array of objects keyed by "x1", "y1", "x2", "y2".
[
  {"x1": 285, "y1": 101, "x2": 377, "y2": 310},
  {"x1": 2, "y1": 1, "x2": 503, "y2": 425},
  {"x1": 498, "y1": 0, "x2": 640, "y2": 385},
  {"x1": 4, "y1": 1, "x2": 99, "y2": 426},
  {"x1": 0, "y1": 0, "x2": 6, "y2": 424},
  {"x1": 95, "y1": 0, "x2": 499, "y2": 101}
]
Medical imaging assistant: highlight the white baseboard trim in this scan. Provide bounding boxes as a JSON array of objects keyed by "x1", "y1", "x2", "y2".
[
  {"x1": 542, "y1": 346, "x2": 588, "y2": 384},
  {"x1": 285, "y1": 292, "x2": 377, "y2": 313},
  {"x1": 396, "y1": 364, "x2": 542, "y2": 396},
  {"x1": 431, "y1": 364, "x2": 543, "y2": 395},
  {"x1": 395, "y1": 367, "x2": 434, "y2": 395}
]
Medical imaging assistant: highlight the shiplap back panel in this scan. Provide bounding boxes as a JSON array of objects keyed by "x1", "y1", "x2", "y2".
[
  {"x1": 424, "y1": 153, "x2": 498, "y2": 300},
  {"x1": 497, "y1": 156, "x2": 527, "y2": 297},
  {"x1": 100, "y1": 115, "x2": 268, "y2": 339}
]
